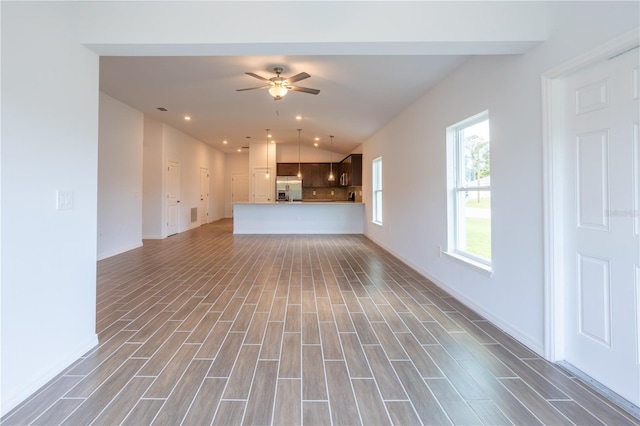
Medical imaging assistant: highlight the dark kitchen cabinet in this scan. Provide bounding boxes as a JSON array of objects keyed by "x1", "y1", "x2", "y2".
[
  {"x1": 277, "y1": 163, "x2": 300, "y2": 176},
  {"x1": 318, "y1": 163, "x2": 333, "y2": 187},
  {"x1": 339, "y1": 154, "x2": 362, "y2": 186},
  {"x1": 278, "y1": 162, "x2": 336, "y2": 187},
  {"x1": 301, "y1": 163, "x2": 331, "y2": 187}
]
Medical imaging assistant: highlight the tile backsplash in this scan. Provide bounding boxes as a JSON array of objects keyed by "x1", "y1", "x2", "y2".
[
  {"x1": 349, "y1": 186, "x2": 363, "y2": 202},
  {"x1": 302, "y1": 186, "x2": 347, "y2": 200},
  {"x1": 301, "y1": 186, "x2": 363, "y2": 202}
]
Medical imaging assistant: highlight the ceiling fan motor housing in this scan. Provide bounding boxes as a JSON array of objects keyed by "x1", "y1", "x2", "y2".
[{"x1": 237, "y1": 66, "x2": 320, "y2": 99}]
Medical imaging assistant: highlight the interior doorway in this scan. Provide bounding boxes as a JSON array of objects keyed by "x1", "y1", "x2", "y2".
[
  {"x1": 200, "y1": 168, "x2": 209, "y2": 225},
  {"x1": 543, "y1": 29, "x2": 640, "y2": 409},
  {"x1": 167, "y1": 160, "x2": 181, "y2": 236}
]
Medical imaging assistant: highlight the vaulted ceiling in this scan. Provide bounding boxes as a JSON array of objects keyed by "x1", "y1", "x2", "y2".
[
  {"x1": 100, "y1": 55, "x2": 469, "y2": 155},
  {"x1": 97, "y1": 2, "x2": 547, "y2": 156}
]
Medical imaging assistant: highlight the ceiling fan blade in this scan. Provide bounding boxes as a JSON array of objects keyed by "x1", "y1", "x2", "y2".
[
  {"x1": 286, "y1": 72, "x2": 310, "y2": 84},
  {"x1": 236, "y1": 86, "x2": 269, "y2": 91},
  {"x1": 289, "y1": 86, "x2": 320, "y2": 95},
  {"x1": 245, "y1": 72, "x2": 269, "y2": 82}
]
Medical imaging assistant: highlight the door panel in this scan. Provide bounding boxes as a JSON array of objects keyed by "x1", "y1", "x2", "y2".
[
  {"x1": 577, "y1": 254, "x2": 611, "y2": 347},
  {"x1": 167, "y1": 161, "x2": 180, "y2": 236},
  {"x1": 563, "y1": 47, "x2": 639, "y2": 405},
  {"x1": 200, "y1": 168, "x2": 209, "y2": 225},
  {"x1": 232, "y1": 173, "x2": 249, "y2": 204},
  {"x1": 576, "y1": 130, "x2": 609, "y2": 230},
  {"x1": 252, "y1": 168, "x2": 272, "y2": 203}
]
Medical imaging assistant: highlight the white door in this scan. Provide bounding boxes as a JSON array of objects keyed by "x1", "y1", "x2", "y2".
[
  {"x1": 232, "y1": 173, "x2": 249, "y2": 203},
  {"x1": 563, "y1": 47, "x2": 639, "y2": 405},
  {"x1": 252, "y1": 168, "x2": 272, "y2": 203},
  {"x1": 167, "y1": 161, "x2": 180, "y2": 236},
  {"x1": 200, "y1": 168, "x2": 209, "y2": 225}
]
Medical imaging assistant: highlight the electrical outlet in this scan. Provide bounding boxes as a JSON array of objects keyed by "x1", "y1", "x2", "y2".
[
  {"x1": 438, "y1": 246, "x2": 443, "y2": 257},
  {"x1": 331, "y1": 190, "x2": 334, "y2": 195},
  {"x1": 56, "y1": 190, "x2": 73, "y2": 210},
  {"x1": 313, "y1": 190, "x2": 316, "y2": 195}
]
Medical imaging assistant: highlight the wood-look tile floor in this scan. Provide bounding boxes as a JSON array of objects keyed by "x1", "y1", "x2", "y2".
[{"x1": 3, "y1": 219, "x2": 638, "y2": 425}]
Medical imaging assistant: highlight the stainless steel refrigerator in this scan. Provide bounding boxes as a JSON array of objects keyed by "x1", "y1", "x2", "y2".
[{"x1": 276, "y1": 176, "x2": 302, "y2": 201}]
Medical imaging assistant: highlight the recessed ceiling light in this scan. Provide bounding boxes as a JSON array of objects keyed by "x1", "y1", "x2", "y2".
[
  {"x1": 295, "y1": 115, "x2": 302, "y2": 120},
  {"x1": 184, "y1": 116, "x2": 191, "y2": 121},
  {"x1": 314, "y1": 137, "x2": 320, "y2": 141},
  {"x1": 223, "y1": 140, "x2": 228, "y2": 144},
  {"x1": 270, "y1": 140, "x2": 275, "y2": 144},
  {"x1": 314, "y1": 142, "x2": 319, "y2": 147},
  {"x1": 237, "y1": 148, "x2": 242, "y2": 152}
]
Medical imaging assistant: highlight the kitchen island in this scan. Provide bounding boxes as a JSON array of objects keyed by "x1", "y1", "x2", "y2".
[{"x1": 233, "y1": 202, "x2": 365, "y2": 234}]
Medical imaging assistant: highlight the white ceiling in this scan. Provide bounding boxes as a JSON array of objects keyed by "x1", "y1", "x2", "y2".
[{"x1": 99, "y1": 54, "x2": 469, "y2": 155}]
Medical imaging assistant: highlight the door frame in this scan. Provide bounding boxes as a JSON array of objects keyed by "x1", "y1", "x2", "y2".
[
  {"x1": 251, "y1": 167, "x2": 272, "y2": 203},
  {"x1": 542, "y1": 28, "x2": 639, "y2": 362},
  {"x1": 200, "y1": 167, "x2": 209, "y2": 225},
  {"x1": 166, "y1": 160, "x2": 181, "y2": 237}
]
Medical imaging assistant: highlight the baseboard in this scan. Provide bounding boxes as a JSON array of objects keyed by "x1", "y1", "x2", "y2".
[
  {"x1": 1, "y1": 333, "x2": 99, "y2": 417},
  {"x1": 97, "y1": 241, "x2": 143, "y2": 261},
  {"x1": 363, "y1": 234, "x2": 544, "y2": 356},
  {"x1": 142, "y1": 234, "x2": 164, "y2": 240}
]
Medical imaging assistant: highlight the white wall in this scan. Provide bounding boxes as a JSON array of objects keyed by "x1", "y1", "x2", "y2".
[
  {"x1": 1, "y1": 2, "x2": 99, "y2": 412},
  {"x1": 101, "y1": 107, "x2": 224, "y2": 244},
  {"x1": 276, "y1": 144, "x2": 344, "y2": 164},
  {"x1": 162, "y1": 124, "x2": 225, "y2": 233},
  {"x1": 142, "y1": 119, "x2": 225, "y2": 238},
  {"x1": 362, "y1": 2, "x2": 639, "y2": 354},
  {"x1": 209, "y1": 144, "x2": 226, "y2": 222},
  {"x1": 142, "y1": 117, "x2": 164, "y2": 239},
  {"x1": 97, "y1": 92, "x2": 143, "y2": 260}
]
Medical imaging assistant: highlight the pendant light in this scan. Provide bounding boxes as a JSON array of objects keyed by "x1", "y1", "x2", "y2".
[
  {"x1": 328, "y1": 135, "x2": 335, "y2": 181},
  {"x1": 297, "y1": 129, "x2": 302, "y2": 178},
  {"x1": 265, "y1": 129, "x2": 270, "y2": 179}
]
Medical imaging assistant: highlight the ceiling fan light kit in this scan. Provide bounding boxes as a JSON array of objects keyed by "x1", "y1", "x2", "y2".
[
  {"x1": 268, "y1": 84, "x2": 288, "y2": 100},
  {"x1": 237, "y1": 66, "x2": 320, "y2": 101}
]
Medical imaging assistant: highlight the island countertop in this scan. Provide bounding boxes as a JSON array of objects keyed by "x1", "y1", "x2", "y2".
[
  {"x1": 233, "y1": 202, "x2": 365, "y2": 234},
  {"x1": 234, "y1": 201, "x2": 361, "y2": 205}
]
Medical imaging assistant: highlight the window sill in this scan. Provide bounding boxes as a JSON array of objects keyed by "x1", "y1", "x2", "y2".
[
  {"x1": 444, "y1": 251, "x2": 493, "y2": 277},
  {"x1": 372, "y1": 220, "x2": 382, "y2": 227}
]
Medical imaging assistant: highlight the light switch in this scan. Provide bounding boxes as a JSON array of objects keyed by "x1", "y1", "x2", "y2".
[
  {"x1": 57, "y1": 190, "x2": 73, "y2": 210},
  {"x1": 331, "y1": 190, "x2": 334, "y2": 195}
]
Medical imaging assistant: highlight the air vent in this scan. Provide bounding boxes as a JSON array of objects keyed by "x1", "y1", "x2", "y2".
[
  {"x1": 242, "y1": 146, "x2": 249, "y2": 149},
  {"x1": 190, "y1": 207, "x2": 198, "y2": 223},
  {"x1": 157, "y1": 107, "x2": 168, "y2": 112}
]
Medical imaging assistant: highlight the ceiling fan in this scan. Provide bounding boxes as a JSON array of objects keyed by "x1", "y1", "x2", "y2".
[{"x1": 236, "y1": 67, "x2": 320, "y2": 100}]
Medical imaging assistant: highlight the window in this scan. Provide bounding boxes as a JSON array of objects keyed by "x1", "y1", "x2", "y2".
[
  {"x1": 372, "y1": 157, "x2": 382, "y2": 225},
  {"x1": 447, "y1": 111, "x2": 491, "y2": 269}
]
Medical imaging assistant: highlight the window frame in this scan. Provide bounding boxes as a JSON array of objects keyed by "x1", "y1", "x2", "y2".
[
  {"x1": 372, "y1": 156, "x2": 382, "y2": 225},
  {"x1": 446, "y1": 111, "x2": 492, "y2": 272}
]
